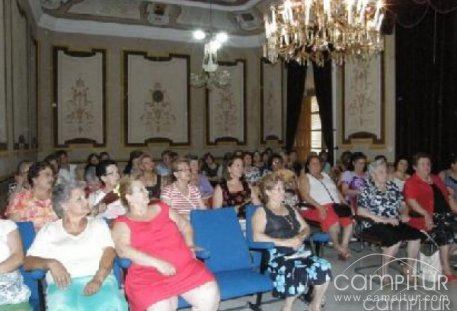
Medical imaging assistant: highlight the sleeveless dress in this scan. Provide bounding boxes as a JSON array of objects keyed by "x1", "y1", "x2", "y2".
[
  {"x1": 115, "y1": 202, "x2": 214, "y2": 311},
  {"x1": 263, "y1": 206, "x2": 332, "y2": 298}
]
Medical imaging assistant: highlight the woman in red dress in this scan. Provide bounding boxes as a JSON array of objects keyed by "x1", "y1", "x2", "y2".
[{"x1": 112, "y1": 178, "x2": 220, "y2": 311}]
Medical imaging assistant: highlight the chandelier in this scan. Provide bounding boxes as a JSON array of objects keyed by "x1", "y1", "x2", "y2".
[
  {"x1": 190, "y1": 3, "x2": 231, "y2": 89},
  {"x1": 263, "y1": 0, "x2": 386, "y2": 66}
]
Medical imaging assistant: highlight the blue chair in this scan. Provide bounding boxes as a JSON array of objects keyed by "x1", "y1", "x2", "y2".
[
  {"x1": 16, "y1": 222, "x2": 44, "y2": 311},
  {"x1": 190, "y1": 208, "x2": 273, "y2": 310}
]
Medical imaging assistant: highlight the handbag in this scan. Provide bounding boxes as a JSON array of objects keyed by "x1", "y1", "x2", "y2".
[
  {"x1": 310, "y1": 174, "x2": 353, "y2": 217},
  {"x1": 413, "y1": 231, "x2": 442, "y2": 283}
]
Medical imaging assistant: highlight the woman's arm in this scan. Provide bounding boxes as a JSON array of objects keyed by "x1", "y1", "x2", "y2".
[
  {"x1": 356, "y1": 206, "x2": 398, "y2": 225},
  {"x1": 169, "y1": 208, "x2": 195, "y2": 249},
  {"x1": 111, "y1": 222, "x2": 176, "y2": 276},
  {"x1": 0, "y1": 229, "x2": 24, "y2": 273},
  {"x1": 297, "y1": 174, "x2": 327, "y2": 219},
  {"x1": 212, "y1": 185, "x2": 223, "y2": 208},
  {"x1": 252, "y1": 208, "x2": 302, "y2": 249},
  {"x1": 292, "y1": 208, "x2": 311, "y2": 240},
  {"x1": 83, "y1": 247, "x2": 116, "y2": 296},
  {"x1": 406, "y1": 198, "x2": 433, "y2": 230},
  {"x1": 341, "y1": 182, "x2": 360, "y2": 197},
  {"x1": 24, "y1": 256, "x2": 71, "y2": 289}
]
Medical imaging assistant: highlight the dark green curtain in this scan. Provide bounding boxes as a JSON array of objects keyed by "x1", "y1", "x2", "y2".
[
  {"x1": 394, "y1": 0, "x2": 457, "y2": 170},
  {"x1": 286, "y1": 61, "x2": 307, "y2": 151}
]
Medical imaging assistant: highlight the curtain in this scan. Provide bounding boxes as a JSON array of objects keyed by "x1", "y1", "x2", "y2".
[
  {"x1": 312, "y1": 60, "x2": 334, "y2": 165},
  {"x1": 395, "y1": 2, "x2": 457, "y2": 171},
  {"x1": 295, "y1": 96, "x2": 312, "y2": 163},
  {"x1": 285, "y1": 61, "x2": 307, "y2": 151}
]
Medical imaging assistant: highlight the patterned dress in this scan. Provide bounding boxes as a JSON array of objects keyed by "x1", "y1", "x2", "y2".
[
  {"x1": 5, "y1": 189, "x2": 57, "y2": 231},
  {"x1": 263, "y1": 206, "x2": 332, "y2": 298}
]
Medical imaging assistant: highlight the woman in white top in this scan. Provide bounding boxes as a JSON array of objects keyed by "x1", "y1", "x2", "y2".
[
  {"x1": 161, "y1": 158, "x2": 206, "y2": 216},
  {"x1": 390, "y1": 156, "x2": 411, "y2": 192},
  {"x1": 299, "y1": 155, "x2": 353, "y2": 260},
  {"x1": 24, "y1": 181, "x2": 128, "y2": 311},
  {"x1": 0, "y1": 219, "x2": 31, "y2": 309}
]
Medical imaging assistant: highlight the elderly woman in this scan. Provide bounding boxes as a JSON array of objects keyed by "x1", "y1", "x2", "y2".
[
  {"x1": 299, "y1": 155, "x2": 353, "y2": 260},
  {"x1": 358, "y1": 160, "x2": 424, "y2": 279},
  {"x1": 113, "y1": 178, "x2": 220, "y2": 311},
  {"x1": 252, "y1": 173, "x2": 331, "y2": 311},
  {"x1": 23, "y1": 181, "x2": 128, "y2": 310},
  {"x1": 6, "y1": 161, "x2": 58, "y2": 231},
  {"x1": 404, "y1": 153, "x2": 457, "y2": 281},
  {"x1": 212, "y1": 155, "x2": 260, "y2": 216},
  {"x1": 138, "y1": 153, "x2": 164, "y2": 201},
  {"x1": 0, "y1": 219, "x2": 31, "y2": 309},
  {"x1": 340, "y1": 152, "x2": 369, "y2": 210},
  {"x1": 89, "y1": 159, "x2": 125, "y2": 220},
  {"x1": 161, "y1": 158, "x2": 206, "y2": 216}
]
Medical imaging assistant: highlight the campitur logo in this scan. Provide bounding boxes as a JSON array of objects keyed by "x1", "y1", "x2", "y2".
[{"x1": 332, "y1": 253, "x2": 452, "y2": 310}]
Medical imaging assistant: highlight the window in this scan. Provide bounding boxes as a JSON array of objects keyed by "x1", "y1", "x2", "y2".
[{"x1": 310, "y1": 96, "x2": 323, "y2": 153}]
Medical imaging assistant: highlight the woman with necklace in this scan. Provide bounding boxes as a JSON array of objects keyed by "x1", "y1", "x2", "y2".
[
  {"x1": 161, "y1": 158, "x2": 206, "y2": 217},
  {"x1": 6, "y1": 161, "x2": 58, "y2": 231},
  {"x1": 24, "y1": 181, "x2": 128, "y2": 310},
  {"x1": 390, "y1": 156, "x2": 411, "y2": 192},
  {"x1": 358, "y1": 160, "x2": 423, "y2": 280},
  {"x1": 404, "y1": 153, "x2": 457, "y2": 281},
  {"x1": 299, "y1": 155, "x2": 353, "y2": 260},
  {"x1": 212, "y1": 155, "x2": 260, "y2": 217},
  {"x1": 252, "y1": 173, "x2": 331, "y2": 311}
]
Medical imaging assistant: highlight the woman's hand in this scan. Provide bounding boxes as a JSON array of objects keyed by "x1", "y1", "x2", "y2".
[
  {"x1": 399, "y1": 214, "x2": 410, "y2": 223},
  {"x1": 386, "y1": 218, "x2": 399, "y2": 226},
  {"x1": 49, "y1": 260, "x2": 71, "y2": 289},
  {"x1": 284, "y1": 236, "x2": 303, "y2": 250},
  {"x1": 317, "y1": 206, "x2": 327, "y2": 220},
  {"x1": 154, "y1": 259, "x2": 176, "y2": 276},
  {"x1": 83, "y1": 278, "x2": 102, "y2": 296},
  {"x1": 424, "y1": 214, "x2": 434, "y2": 231}
]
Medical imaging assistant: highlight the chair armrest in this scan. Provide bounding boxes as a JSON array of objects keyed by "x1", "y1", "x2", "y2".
[
  {"x1": 115, "y1": 257, "x2": 132, "y2": 269},
  {"x1": 21, "y1": 268, "x2": 46, "y2": 280},
  {"x1": 248, "y1": 241, "x2": 275, "y2": 250},
  {"x1": 195, "y1": 249, "x2": 210, "y2": 260}
]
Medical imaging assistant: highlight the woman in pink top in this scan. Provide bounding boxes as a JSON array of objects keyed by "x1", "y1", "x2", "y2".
[
  {"x1": 6, "y1": 162, "x2": 58, "y2": 231},
  {"x1": 160, "y1": 158, "x2": 206, "y2": 216}
]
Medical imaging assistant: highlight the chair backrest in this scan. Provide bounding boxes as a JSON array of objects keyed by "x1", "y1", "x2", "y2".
[
  {"x1": 16, "y1": 222, "x2": 40, "y2": 308},
  {"x1": 245, "y1": 204, "x2": 257, "y2": 245},
  {"x1": 190, "y1": 208, "x2": 253, "y2": 273}
]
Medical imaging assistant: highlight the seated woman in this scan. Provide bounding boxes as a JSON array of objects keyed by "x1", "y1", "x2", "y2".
[
  {"x1": 89, "y1": 159, "x2": 125, "y2": 220},
  {"x1": 24, "y1": 181, "x2": 128, "y2": 311},
  {"x1": 299, "y1": 155, "x2": 353, "y2": 260},
  {"x1": 404, "y1": 153, "x2": 457, "y2": 281},
  {"x1": 439, "y1": 154, "x2": 457, "y2": 200},
  {"x1": 185, "y1": 155, "x2": 214, "y2": 205},
  {"x1": 201, "y1": 153, "x2": 223, "y2": 186},
  {"x1": 160, "y1": 158, "x2": 206, "y2": 216},
  {"x1": 243, "y1": 152, "x2": 262, "y2": 186},
  {"x1": 0, "y1": 219, "x2": 31, "y2": 310},
  {"x1": 358, "y1": 159, "x2": 424, "y2": 280},
  {"x1": 390, "y1": 156, "x2": 411, "y2": 192},
  {"x1": 252, "y1": 173, "x2": 331, "y2": 311},
  {"x1": 8, "y1": 160, "x2": 32, "y2": 196},
  {"x1": 6, "y1": 161, "x2": 58, "y2": 231},
  {"x1": 138, "y1": 153, "x2": 164, "y2": 201},
  {"x1": 212, "y1": 155, "x2": 260, "y2": 217},
  {"x1": 340, "y1": 152, "x2": 369, "y2": 211},
  {"x1": 113, "y1": 178, "x2": 220, "y2": 311}
]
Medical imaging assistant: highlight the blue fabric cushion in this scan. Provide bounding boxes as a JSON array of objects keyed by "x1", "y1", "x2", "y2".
[
  {"x1": 310, "y1": 232, "x2": 330, "y2": 243},
  {"x1": 190, "y1": 208, "x2": 253, "y2": 272},
  {"x1": 214, "y1": 269, "x2": 273, "y2": 300}
]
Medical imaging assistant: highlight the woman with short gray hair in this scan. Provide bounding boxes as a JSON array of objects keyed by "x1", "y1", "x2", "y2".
[
  {"x1": 24, "y1": 181, "x2": 128, "y2": 311},
  {"x1": 358, "y1": 160, "x2": 424, "y2": 280}
]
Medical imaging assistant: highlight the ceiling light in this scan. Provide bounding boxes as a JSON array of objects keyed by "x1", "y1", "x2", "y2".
[
  {"x1": 215, "y1": 32, "x2": 228, "y2": 43},
  {"x1": 193, "y1": 29, "x2": 206, "y2": 40}
]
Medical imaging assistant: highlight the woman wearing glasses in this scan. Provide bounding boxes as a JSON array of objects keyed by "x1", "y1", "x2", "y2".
[{"x1": 160, "y1": 158, "x2": 206, "y2": 216}]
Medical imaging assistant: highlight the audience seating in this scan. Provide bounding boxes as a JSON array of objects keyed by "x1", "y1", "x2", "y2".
[
  {"x1": 16, "y1": 222, "x2": 44, "y2": 311},
  {"x1": 191, "y1": 208, "x2": 273, "y2": 311},
  {"x1": 352, "y1": 216, "x2": 384, "y2": 276}
]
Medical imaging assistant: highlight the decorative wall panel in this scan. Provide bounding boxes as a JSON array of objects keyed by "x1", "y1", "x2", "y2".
[{"x1": 261, "y1": 59, "x2": 283, "y2": 144}]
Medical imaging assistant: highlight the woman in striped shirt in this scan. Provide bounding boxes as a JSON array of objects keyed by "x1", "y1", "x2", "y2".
[{"x1": 161, "y1": 158, "x2": 206, "y2": 217}]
